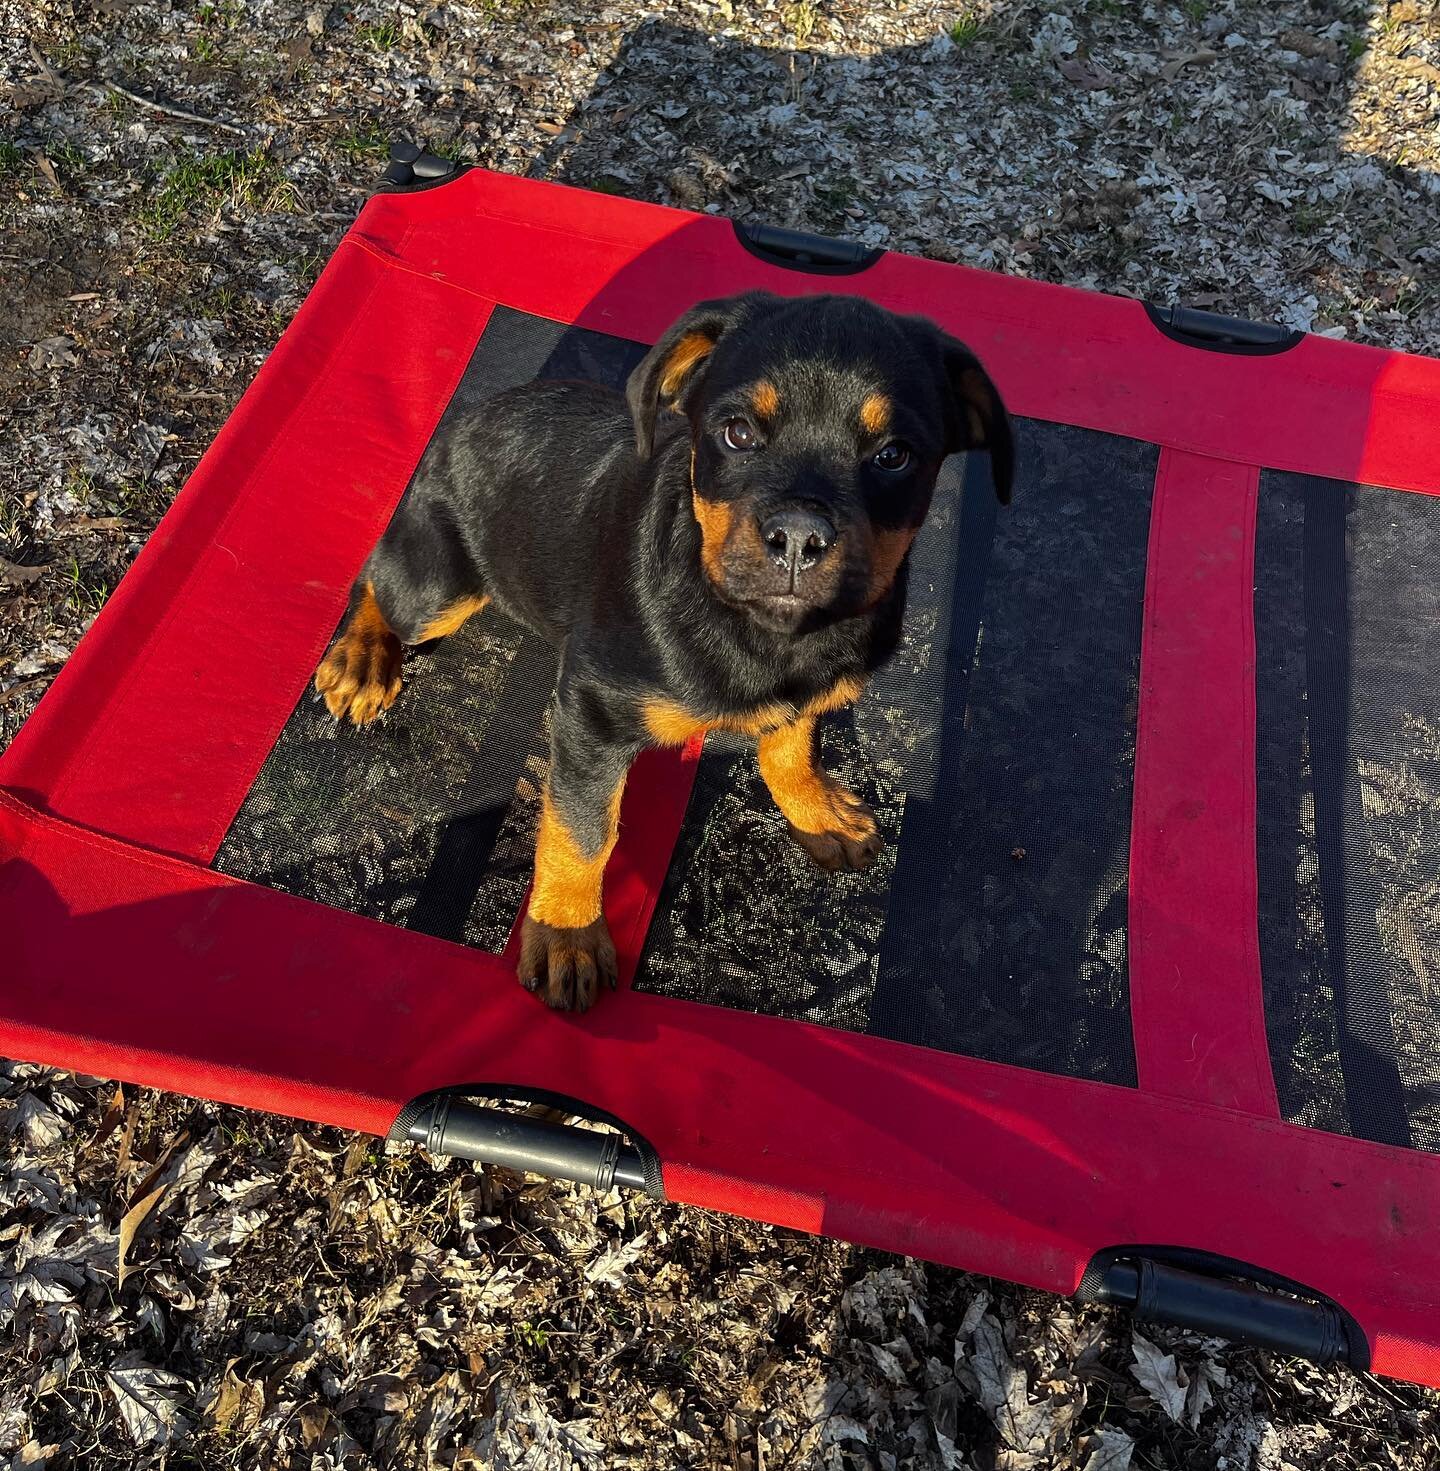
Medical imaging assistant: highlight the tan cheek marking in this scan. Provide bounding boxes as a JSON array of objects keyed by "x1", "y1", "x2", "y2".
[
  {"x1": 660, "y1": 332, "x2": 715, "y2": 401},
  {"x1": 865, "y1": 526, "x2": 919, "y2": 608},
  {"x1": 691, "y1": 491, "x2": 734, "y2": 586},
  {"x1": 416, "y1": 593, "x2": 490, "y2": 642},
  {"x1": 757, "y1": 715, "x2": 876, "y2": 841},
  {"x1": 750, "y1": 380, "x2": 780, "y2": 420},
  {"x1": 859, "y1": 392, "x2": 892, "y2": 437},
  {"x1": 528, "y1": 782, "x2": 625, "y2": 930}
]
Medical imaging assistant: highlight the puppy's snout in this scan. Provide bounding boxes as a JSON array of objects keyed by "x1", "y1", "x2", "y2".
[{"x1": 759, "y1": 508, "x2": 835, "y2": 583}]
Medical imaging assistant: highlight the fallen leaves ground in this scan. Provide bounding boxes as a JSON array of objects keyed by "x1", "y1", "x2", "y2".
[{"x1": 3, "y1": 0, "x2": 1440, "y2": 1466}]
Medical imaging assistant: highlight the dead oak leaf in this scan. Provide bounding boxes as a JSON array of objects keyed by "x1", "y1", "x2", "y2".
[
  {"x1": 1130, "y1": 1331, "x2": 1188, "y2": 1421},
  {"x1": 1080, "y1": 1428, "x2": 1136, "y2": 1471}
]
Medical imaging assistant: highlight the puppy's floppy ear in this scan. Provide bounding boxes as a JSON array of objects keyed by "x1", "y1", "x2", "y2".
[
  {"x1": 626, "y1": 293, "x2": 772, "y2": 459},
  {"x1": 937, "y1": 334, "x2": 1014, "y2": 505}
]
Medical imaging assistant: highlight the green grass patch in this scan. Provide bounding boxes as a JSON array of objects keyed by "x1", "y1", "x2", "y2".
[
  {"x1": 949, "y1": 9, "x2": 984, "y2": 45},
  {"x1": 356, "y1": 18, "x2": 404, "y2": 49},
  {"x1": 141, "y1": 148, "x2": 294, "y2": 241},
  {"x1": 0, "y1": 140, "x2": 24, "y2": 176},
  {"x1": 334, "y1": 120, "x2": 389, "y2": 158}
]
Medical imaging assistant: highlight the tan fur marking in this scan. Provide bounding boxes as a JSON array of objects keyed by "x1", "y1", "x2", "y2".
[
  {"x1": 416, "y1": 593, "x2": 490, "y2": 643},
  {"x1": 757, "y1": 713, "x2": 876, "y2": 841},
  {"x1": 750, "y1": 380, "x2": 780, "y2": 420},
  {"x1": 660, "y1": 331, "x2": 715, "y2": 401},
  {"x1": 643, "y1": 678, "x2": 865, "y2": 750},
  {"x1": 528, "y1": 782, "x2": 626, "y2": 930},
  {"x1": 691, "y1": 491, "x2": 734, "y2": 586},
  {"x1": 643, "y1": 699, "x2": 710, "y2": 747},
  {"x1": 866, "y1": 526, "x2": 919, "y2": 608},
  {"x1": 314, "y1": 581, "x2": 404, "y2": 725},
  {"x1": 859, "y1": 391, "x2": 892, "y2": 437}
]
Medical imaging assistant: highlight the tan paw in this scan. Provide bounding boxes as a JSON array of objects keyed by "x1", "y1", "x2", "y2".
[
  {"x1": 517, "y1": 915, "x2": 618, "y2": 1013},
  {"x1": 314, "y1": 627, "x2": 403, "y2": 724},
  {"x1": 787, "y1": 791, "x2": 882, "y2": 872}
]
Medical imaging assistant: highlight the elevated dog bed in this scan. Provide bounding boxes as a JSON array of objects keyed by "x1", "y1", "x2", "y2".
[{"x1": 5, "y1": 152, "x2": 1440, "y2": 1385}]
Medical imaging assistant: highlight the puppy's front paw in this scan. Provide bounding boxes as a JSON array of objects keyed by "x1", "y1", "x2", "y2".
[
  {"x1": 518, "y1": 915, "x2": 618, "y2": 1013},
  {"x1": 787, "y1": 791, "x2": 882, "y2": 873},
  {"x1": 315, "y1": 627, "x2": 403, "y2": 724}
]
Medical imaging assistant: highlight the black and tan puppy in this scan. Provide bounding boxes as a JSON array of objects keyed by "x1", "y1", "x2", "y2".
[{"x1": 316, "y1": 290, "x2": 1012, "y2": 1010}]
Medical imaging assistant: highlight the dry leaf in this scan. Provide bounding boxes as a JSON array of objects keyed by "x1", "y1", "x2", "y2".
[
  {"x1": 92, "y1": 1083, "x2": 126, "y2": 1148},
  {"x1": 1160, "y1": 48, "x2": 1219, "y2": 81},
  {"x1": 26, "y1": 336, "x2": 76, "y2": 372},
  {"x1": 1058, "y1": 57, "x2": 1117, "y2": 90},
  {"x1": 32, "y1": 151, "x2": 61, "y2": 192},
  {"x1": 970, "y1": 1315, "x2": 1053, "y2": 1456},
  {"x1": 7, "y1": 1093, "x2": 66, "y2": 1148},
  {"x1": 118, "y1": 1182, "x2": 168, "y2": 1287},
  {"x1": 0, "y1": 559, "x2": 46, "y2": 588},
  {"x1": 1130, "y1": 1331, "x2": 1188, "y2": 1422},
  {"x1": 584, "y1": 1232, "x2": 649, "y2": 1285},
  {"x1": 208, "y1": 1363, "x2": 266, "y2": 1434},
  {"x1": 106, "y1": 1359, "x2": 190, "y2": 1446},
  {"x1": 1081, "y1": 1428, "x2": 1135, "y2": 1471}
]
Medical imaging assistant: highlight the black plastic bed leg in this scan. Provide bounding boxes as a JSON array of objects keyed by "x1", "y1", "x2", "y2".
[
  {"x1": 399, "y1": 1094, "x2": 650, "y2": 1192},
  {"x1": 1094, "y1": 1258, "x2": 1351, "y2": 1364}
]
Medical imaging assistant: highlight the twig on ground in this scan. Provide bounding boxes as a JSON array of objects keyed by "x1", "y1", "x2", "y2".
[{"x1": 91, "y1": 80, "x2": 250, "y2": 137}]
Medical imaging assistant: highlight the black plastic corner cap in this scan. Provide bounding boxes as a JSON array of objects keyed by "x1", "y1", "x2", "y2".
[{"x1": 381, "y1": 138, "x2": 467, "y2": 192}]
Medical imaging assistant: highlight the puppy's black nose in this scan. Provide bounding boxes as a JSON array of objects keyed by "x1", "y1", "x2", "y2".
[{"x1": 759, "y1": 509, "x2": 835, "y2": 578}]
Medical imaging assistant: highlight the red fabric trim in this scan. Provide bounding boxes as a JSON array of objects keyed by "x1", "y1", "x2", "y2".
[
  {"x1": 1128, "y1": 451, "x2": 1279, "y2": 1116},
  {"x1": 0, "y1": 238, "x2": 492, "y2": 861},
  {"x1": 4, "y1": 787, "x2": 1439, "y2": 1386},
  {"x1": 351, "y1": 168, "x2": 1440, "y2": 495}
]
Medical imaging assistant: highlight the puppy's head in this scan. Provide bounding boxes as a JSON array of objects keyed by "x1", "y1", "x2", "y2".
[{"x1": 627, "y1": 290, "x2": 1012, "y2": 634}]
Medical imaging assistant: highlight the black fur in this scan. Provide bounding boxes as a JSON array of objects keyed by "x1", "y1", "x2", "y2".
[{"x1": 323, "y1": 290, "x2": 1012, "y2": 1008}]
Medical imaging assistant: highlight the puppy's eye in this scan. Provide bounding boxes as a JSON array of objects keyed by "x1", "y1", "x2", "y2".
[
  {"x1": 722, "y1": 418, "x2": 759, "y2": 452},
  {"x1": 872, "y1": 442, "x2": 912, "y2": 474}
]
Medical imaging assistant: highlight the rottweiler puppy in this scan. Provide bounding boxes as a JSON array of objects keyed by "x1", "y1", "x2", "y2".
[{"x1": 316, "y1": 290, "x2": 1012, "y2": 1011}]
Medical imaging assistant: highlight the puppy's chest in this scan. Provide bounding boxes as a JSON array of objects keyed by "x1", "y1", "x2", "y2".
[{"x1": 640, "y1": 675, "x2": 863, "y2": 747}]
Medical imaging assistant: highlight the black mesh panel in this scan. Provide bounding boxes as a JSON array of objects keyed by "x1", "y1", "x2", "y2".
[
  {"x1": 213, "y1": 308, "x2": 647, "y2": 950},
  {"x1": 636, "y1": 421, "x2": 1156, "y2": 1084},
  {"x1": 1255, "y1": 472, "x2": 1440, "y2": 1151}
]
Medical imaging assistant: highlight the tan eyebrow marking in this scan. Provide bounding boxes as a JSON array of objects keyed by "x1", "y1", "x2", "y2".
[{"x1": 859, "y1": 391, "x2": 891, "y2": 436}]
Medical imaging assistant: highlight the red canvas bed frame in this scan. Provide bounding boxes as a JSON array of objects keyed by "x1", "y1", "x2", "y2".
[{"x1": 4, "y1": 156, "x2": 1440, "y2": 1386}]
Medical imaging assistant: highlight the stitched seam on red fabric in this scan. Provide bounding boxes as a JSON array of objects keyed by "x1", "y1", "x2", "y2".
[
  {"x1": 1237, "y1": 463, "x2": 1282, "y2": 1116},
  {"x1": 190, "y1": 291, "x2": 493, "y2": 862},
  {"x1": 44, "y1": 232, "x2": 410, "y2": 828}
]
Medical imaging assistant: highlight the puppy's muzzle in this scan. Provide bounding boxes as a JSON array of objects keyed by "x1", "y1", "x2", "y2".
[{"x1": 759, "y1": 507, "x2": 836, "y2": 592}]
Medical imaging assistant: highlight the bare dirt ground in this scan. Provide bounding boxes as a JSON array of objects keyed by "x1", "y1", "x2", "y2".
[{"x1": 3, "y1": 0, "x2": 1439, "y2": 1466}]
